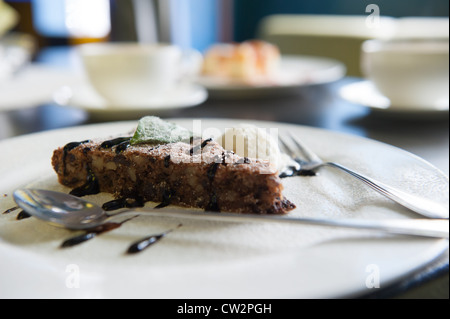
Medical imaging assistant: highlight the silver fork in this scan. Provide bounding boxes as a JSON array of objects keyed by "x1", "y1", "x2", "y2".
[{"x1": 279, "y1": 132, "x2": 449, "y2": 219}]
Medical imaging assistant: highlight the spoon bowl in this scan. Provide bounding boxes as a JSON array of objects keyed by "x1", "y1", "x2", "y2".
[
  {"x1": 12, "y1": 188, "x2": 449, "y2": 238},
  {"x1": 13, "y1": 189, "x2": 109, "y2": 229}
]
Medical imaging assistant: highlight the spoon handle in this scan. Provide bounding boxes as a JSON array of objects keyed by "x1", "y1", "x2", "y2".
[{"x1": 109, "y1": 209, "x2": 449, "y2": 239}]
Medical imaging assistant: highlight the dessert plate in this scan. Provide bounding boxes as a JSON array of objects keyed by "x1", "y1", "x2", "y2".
[
  {"x1": 339, "y1": 80, "x2": 450, "y2": 119},
  {"x1": 53, "y1": 82, "x2": 208, "y2": 121},
  {"x1": 196, "y1": 55, "x2": 346, "y2": 98},
  {"x1": 0, "y1": 119, "x2": 448, "y2": 298}
]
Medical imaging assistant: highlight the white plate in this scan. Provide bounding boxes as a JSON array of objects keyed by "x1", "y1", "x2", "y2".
[
  {"x1": 0, "y1": 119, "x2": 448, "y2": 298},
  {"x1": 196, "y1": 55, "x2": 346, "y2": 98},
  {"x1": 53, "y1": 82, "x2": 208, "y2": 121},
  {"x1": 339, "y1": 81, "x2": 450, "y2": 119}
]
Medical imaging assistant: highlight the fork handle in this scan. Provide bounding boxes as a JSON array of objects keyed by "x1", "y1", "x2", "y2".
[{"x1": 325, "y1": 162, "x2": 449, "y2": 219}]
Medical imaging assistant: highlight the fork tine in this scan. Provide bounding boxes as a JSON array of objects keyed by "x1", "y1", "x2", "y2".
[
  {"x1": 278, "y1": 134, "x2": 302, "y2": 175},
  {"x1": 287, "y1": 132, "x2": 322, "y2": 163},
  {"x1": 278, "y1": 134, "x2": 298, "y2": 159}
]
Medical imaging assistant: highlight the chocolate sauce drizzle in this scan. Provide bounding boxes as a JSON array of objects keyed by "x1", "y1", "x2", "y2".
[
  {"x1": 62, "y1": 140, "x2": 100, "y2": 198},
  {"x1": 62, "y1": 140, "x2": 90, "y2": 175},
  {"x1": 63, "y1": 137, "x2": 133, "y2": 198},
  {"x1": 17, "y1": 210, "x2": 31, "y2": 220},
  {"x1": 102, "y1": 196, "x2": 145, "y2": 211},
  {"x1": 206, "y1": 192, "x2": 219, "y2": 212},
  {"x1": 126, "y1": 224, "x2": 182, "y2": 254},
  {"x1": 279, "y1": 166, "x2": 317, "y2": 179},
  {"x1": 205, "y1": 153, "x2": 227, "y2": 212},
  {"x1": 2, "y1": 206, "x2": 19, "y2": 215},
  {"x1": 115, "y1": 140, "x2": 131, "y2": 154},
  {"x1": 2, "y1": 206, "x2": 31, "y2": 220},
  {"x1": 100, "y1": 137, "x2": 131, "y2": 149},
  {"x1": 154, "y1": 189, "x2": 175, "y2": 209},
  {"x1": 189, "y1": 138, "x2": 212, "y2": 155},
  {"x1": 100, "y1": 136, "x2": 132, "y2": 154},
  {"x1": 207, "y1": 162, "x2": 220, "y2": 181},
  {"x1": 69, "y1": 167, "x2": 100, "y2": 197},
  {"x1": 60, "y1": 216, "x2": 138, "y2": 248},
  {"x1": 164, "y1": 155, "x2": 171, "y2": 168},
  {"x1": 61, "y1": 232, "x2": 96, "y2": 248}
]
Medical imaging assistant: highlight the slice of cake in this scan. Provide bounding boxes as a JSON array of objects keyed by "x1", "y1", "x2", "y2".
[{"x1": 51, "y1": 117, "x2": 295, "y2": 214}]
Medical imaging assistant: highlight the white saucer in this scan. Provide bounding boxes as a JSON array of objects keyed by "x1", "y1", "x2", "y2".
[
  {"x1": 54, "y1": 81, "x2": 208, "y2": 120},
  {"x1": 0, "y1": 64, "x2": 80, "y2": 110},
  {"x1": 339, "y1": 80, "x2": 449, "y2": 119}
]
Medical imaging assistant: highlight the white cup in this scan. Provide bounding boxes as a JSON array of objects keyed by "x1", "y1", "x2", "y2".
[
  {"x1": 361, "y1": 39, "x2": 449, "y2": 109},
  {"x1": 77, "y1": 42, "x2": 202, "y2": 106}
]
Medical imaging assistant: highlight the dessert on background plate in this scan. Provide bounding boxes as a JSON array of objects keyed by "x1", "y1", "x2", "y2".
[{"x1": 201, "y1": 40, "x2": 281, "y2": 84}]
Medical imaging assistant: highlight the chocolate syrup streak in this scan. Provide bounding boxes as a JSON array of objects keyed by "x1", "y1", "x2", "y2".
[
  {"x1": 126, "y1": 224, "x2": 182, "y2": 255},
  {"x1": 164, "y1": 155, "x2": 171, "y2": 168},
  {"x1": 60, "y1": 216, "x2": 138, "y2": 248},
  {"x1": 99, "y1": 136, "x2": 132, "y2": 154},
  {"x1": 63, "y1": 140, "x2": 90, "y2": 175},
  {"x1": 189, "y1": 138, "x2": 212, "y2": 155},
  {"x1": 102, "y1": 197, "x2": 145, "y2": 211},
  {"x1": 100, "y1": 137, "x2": 131, "y2": 149},
  {"x1": 2, "y1": 206, "x2": 31, "y2": 220},
  {"x1": 154, "y1": 189, "x2": 175, "y2": 209},
  {"x1": 206, "y1": 192, "x2": 219, "y2": 212},
  {"x1": 2, "y1": 206, "x2": 19, "y2": 214},
  {"x1": 115, "y1": 140, "x2": 131, "y2": 154},
  {"x1": 17, "y1": 210, "x2": 31, "y2": 220},
  {"x1": 279, "y1": 168, "x2": 316, "y2": 179},
  {"x1": 205, "y1": 153, "x2": 227, "y2": 212},
  {"x1": 66, "y1": 137, "x2": 134, "y2": 198},
  {"x1": 69, "y1": 167, "x2": 100, "y2": 197}
]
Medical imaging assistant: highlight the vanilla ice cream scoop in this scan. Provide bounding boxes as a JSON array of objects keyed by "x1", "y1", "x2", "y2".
[{"x1": 218, "y1": 124, "x2": 290, "y2": 173}]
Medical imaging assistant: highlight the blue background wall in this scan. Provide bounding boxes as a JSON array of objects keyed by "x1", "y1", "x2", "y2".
[
  {"x1": 170, "y1": 0, "x2": 220, "y2": 52},
  {"x1": 233, "y1": 0, "x2": 449, "y2": 41}
]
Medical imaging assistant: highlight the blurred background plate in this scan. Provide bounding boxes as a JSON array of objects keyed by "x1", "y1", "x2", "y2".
[{"x1": 195, "y1": 55, "x2": 346, "y2": 99}]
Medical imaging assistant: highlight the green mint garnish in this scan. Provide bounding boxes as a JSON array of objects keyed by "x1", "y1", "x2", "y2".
[{"x1": 130, "y1": 116, "x2": 192, "y2": 146}]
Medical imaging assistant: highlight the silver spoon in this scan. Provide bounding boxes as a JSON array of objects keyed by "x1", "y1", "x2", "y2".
[{"x1": 13, "y1": 188, "x2": 449, "y2": 239}]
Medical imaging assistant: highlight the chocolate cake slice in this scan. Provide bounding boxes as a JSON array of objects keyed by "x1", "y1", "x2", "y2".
[{"x1": 51, "y1": 118, "x2": 295, "y2": 214}]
